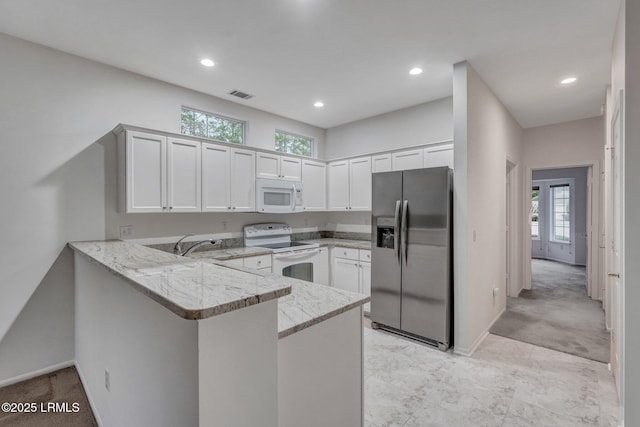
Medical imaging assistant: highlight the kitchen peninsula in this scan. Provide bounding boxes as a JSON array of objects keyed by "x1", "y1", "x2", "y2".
[{"x1": 70, "y1": 240, "x2": 368, "y2": 427}]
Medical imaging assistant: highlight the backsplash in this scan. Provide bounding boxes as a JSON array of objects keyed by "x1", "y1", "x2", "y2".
[{"x1": 148, "y1": 230, "x2": 371, "y2": 254}]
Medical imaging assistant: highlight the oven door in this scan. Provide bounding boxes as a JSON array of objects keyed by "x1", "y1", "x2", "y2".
[{"x1": 272, "y1": 248, "x2": 328, "y2": 285}]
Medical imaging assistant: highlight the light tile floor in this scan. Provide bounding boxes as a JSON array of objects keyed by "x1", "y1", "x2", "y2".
[{"x1": 364, "y1": 329, "x2": 619, "y2": 427}]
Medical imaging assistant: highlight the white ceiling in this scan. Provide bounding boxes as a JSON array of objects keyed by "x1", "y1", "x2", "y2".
[{"x1": 0, "y1": 0, "x2": 621, "y2": 129}]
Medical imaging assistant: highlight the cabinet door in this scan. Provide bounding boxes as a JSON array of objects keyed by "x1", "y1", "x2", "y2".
[
  {"x1": 349, "y1": 157, "x2": 372, "y2": 211},
  {"x1": 230, "y1": 148, "x2": 256, "y2": 211},
  {"x1": 126, "y1": 131, "x2": 167, "y2": 213},
  {"x1": 167, "y1": 137, "x2": 201, "y2": 212},
  {"x1": 301, "y1": 159, "x2": 326, "y2": 211},
  {"x1": 372, "y1": 154, "x2": 392, "y2": 173},
  {"x1": 328, "y1": 160, "x2": 350, "y2": 211},
  {"x1": 202, "y1": 143, "x2": 231, "y2": 212},
  {"x1": 360, "y1": 261, "x2": 371, "y2": 312},
  {"x1": 359, "y1": 261, "x2": 371, "y2": 296},
  {"x1": 256, "y1": 152, "x2": 280, "y2": 179},
  {"x1": 280, "y1": 156, "x2": 302, "y2": 181},
  {"x1": 333, "y1": 257, "x2": 360, "y2": 293},
  {"x1": 392, "y1": 149, "x2": 424, "y2": 171},
  {"x1": 423, "y1": 143, "x2": 454, "y2": 169}
]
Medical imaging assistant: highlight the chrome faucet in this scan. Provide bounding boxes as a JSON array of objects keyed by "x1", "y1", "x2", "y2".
[{"x1": 173, "y1": 235, "x2": 220, "y2": 256}]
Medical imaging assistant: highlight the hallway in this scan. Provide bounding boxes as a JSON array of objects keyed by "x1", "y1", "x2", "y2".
[{"x1": 491, "y1": 259, "x2": 610, "y2": 362}]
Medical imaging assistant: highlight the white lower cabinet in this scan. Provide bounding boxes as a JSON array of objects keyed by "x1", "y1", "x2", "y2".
[
  {"x1": 332, "y1": 248, "x2": 372, "y2": 312},
  {"x1": 224, "y1": 255, "x2": 272, "y2": 272}
]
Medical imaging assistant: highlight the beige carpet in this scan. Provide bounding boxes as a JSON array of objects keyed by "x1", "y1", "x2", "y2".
[
  {"x1": 491, "y1": 259, "x2": 610, "y2": 362},
  {"x1": 0, "y1": 367, "x2": 96, "y2": 427}
]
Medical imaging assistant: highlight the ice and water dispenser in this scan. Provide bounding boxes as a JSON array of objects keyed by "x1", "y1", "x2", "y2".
[{"x1": 376, "y1": 217, "x2": 396, "y2": 249}]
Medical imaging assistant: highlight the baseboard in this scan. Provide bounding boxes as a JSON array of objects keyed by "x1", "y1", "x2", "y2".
[
  {"x1": 0, "y1": 360, "x2": 75, "y2": 388},
  {"x1": 453, "y1": 307, "x2": 505, "y2": 357},
  {"x1": 75, "y1": 361, "x2": 103, "y2": 427}
]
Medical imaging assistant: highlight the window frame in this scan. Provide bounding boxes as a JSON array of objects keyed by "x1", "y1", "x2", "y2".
[
  {"x1": 549, "y1": 183, "x2": 572, "y2": 244},
  {"x1": 274, "y1": 129, "x2": 316, "y2": 158},
  {"x1": 180, "y1": 106, "x2": 247, "y2": 145},
  {"x1": 531, "y1": 185, "x2": 540, "y2": 240}
]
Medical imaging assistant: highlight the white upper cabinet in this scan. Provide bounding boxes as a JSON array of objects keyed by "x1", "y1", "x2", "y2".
[
  {"x1": 280, "y1": 156, "x2": 302, "y2": 180},
  {"x1": 202, "y1": 143, "x2": 231, "y2": 212},
  {"x1": 256, "y1": 153, "x2": 301, "y2": 181},
  {"x1": 124, "y1": 131, "x2": 167, "y2": 213},
  {"x1": 229, "y1": 148, "x2": 256, "y2": 211},
  {"x1": 423, "y1": 143, "x2": 454, "y2": 169},
  {"x1": 372, "y1": 154, "x2": 392, "y2": 173},
  {"x1": 328, "y1": 156, "x2": 371, "y2": 211},
  {"x1": 301, "y1": 159, "x2": 326, "y2": 211},
  {"x1": 349, "y1": 157, "x2": 372, "y2": 211},
  {"x1": 256, "y1": 152, "x2": 280, "y2": 179},
  {"x1": 328, "y1": 160, "x2": 350, "y2": 210},
  {"x1": 167, "y1": 137, "x2": 201, "y2": 212},
  {"x1": 121, "y1": 132, "x2": 201, "y2": 213},
  {"x1": 202, "y1": 144, "x2": 255, "y2": 212},
  {"x1": 392, "y1": 148, "x2": 424, "y2": 171}
]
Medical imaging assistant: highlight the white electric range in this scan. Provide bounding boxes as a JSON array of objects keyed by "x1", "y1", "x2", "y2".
[{"x1": 244, "y1": 223, "x2": 328, "y2": 285}]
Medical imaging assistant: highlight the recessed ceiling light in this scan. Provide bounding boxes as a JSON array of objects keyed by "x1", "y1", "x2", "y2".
[
  {"x1": 200, "y1": 58, "x2": 215, "y2": 67},
  {"x1": 314, "y1": 101, "x2": 324, "y2": 108},
  {"x1": 560, "y1": 77, "x2": 577, "y2": 85},
  {"x1": 409, "y1": 67, "x2": 423, "y2": 75}
]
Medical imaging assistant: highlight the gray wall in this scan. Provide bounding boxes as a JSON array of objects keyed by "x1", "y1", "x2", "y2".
[
  {"x1": 324, "y1": 97, "x2": 453, "y2": 159},
  {"x1": 0, "y1": 32, "x2": 325, "y2": 384},
  {"x1": 532, "y1": 167, "x2": 589, "y2": 266}
]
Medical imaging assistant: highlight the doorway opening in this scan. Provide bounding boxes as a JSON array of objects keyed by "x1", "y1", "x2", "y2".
[{"x1": 491, "y1": 166, "x2": 610, "y2": 362}]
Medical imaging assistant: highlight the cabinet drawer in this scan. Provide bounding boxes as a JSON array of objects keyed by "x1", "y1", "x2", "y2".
[
  {"x1": 243, "y1": 254, "x2": 272, "y2": 269},
  {"x1": 359, "y1": 250, "x2": 371, "y2": 262},
  {"x1": 334, "y1": 247, "x2": 359, "y2": 260},
  {"x1": 223, "y1": 258, "x2": 243, "y2": 267}
]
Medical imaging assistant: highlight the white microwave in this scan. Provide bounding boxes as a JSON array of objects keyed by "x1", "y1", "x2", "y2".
[{"x1": 256, "y1": 178, "x2": 304, "y2": 213}]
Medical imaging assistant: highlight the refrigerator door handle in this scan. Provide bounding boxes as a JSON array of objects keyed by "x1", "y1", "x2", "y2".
[
  {"x1": 394, "y1": 200, "x2": 402, "y2": 262},
  {"x1": 402, "y1": 200, "x2": 408, "y2": 265}
]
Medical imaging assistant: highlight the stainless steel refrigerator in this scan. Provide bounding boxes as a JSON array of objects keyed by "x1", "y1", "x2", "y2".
[{"x1": 370, "y1": 167, "x2": 453, "y2": 350}]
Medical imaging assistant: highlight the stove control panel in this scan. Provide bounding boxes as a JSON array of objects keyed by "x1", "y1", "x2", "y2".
[{"x1": 244, "y1": 223, "x2": 292, "y2": 238}]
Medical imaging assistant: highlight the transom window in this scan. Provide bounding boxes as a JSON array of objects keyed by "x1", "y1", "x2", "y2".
[
  {"x1": 181, "y1": 107, "x2": 245, "y2": 144},
  {"x1": 551, "y1": 184, "x2": 570, "y2": 242},
  {"x1": 275, "y1": 130, "x2": 314, "y2": 157},
  {"x1": 531, "y1": 186, "x2": 539, "y2": 238}
]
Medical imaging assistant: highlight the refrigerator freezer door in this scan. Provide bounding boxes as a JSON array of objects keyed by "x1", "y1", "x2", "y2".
[
  {"x1": 371, "y1": 171, "x2": 403, "y2": 329},
  {"x1": 400, "y1": 167, "x2": 452, "y2": 345}
]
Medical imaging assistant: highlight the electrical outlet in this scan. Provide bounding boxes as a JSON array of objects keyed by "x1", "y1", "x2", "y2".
[
  {"x1": 119, "y1": 225, "x2": 133, "y2": 239},
  {"x1": 104, "y1": 369, "x2": 110, "y2": 391},
  {"x1": 493, "y1": 287, "x2": 500, "y2": 297}
]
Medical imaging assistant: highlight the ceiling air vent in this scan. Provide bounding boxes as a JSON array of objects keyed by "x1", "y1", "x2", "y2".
[{"x1": 228, "y1": 90, "x2": 254, "y2": 100}]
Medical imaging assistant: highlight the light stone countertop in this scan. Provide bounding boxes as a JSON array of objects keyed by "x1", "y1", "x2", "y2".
[
  {"x1": 69, "y1": 241, "x2": 291, "y2": 320},
  {"x1": 187, "y1": 246, "x2": 273, "y2": 260},
  {"x1": 69, "y1": 240, "x2": 369, "y2": 336},
  {"x1": 276, "y1": 278, "x2": 369, "y2": 339},
  {"x1": 298, "y1": 238, "x2": 372, "y2": 250}
]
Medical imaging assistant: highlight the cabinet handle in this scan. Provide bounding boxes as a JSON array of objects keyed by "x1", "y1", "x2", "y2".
[
  {"x1": 169, "y1": 206, "x2": 173, "y2": 210},
  {"x1": 232, "y1": 206, "x2": 236, "y2": 210},
  {"x1": 227, "y1": 207, "x2": 231, "y2": 210},
  {"x1": 257, "y1": 260, "x2": 262, "y2": 264},
  {"x1": 345, "y1": 206, "x2": 349, "y2": 210},
  {"x1": 162, "y1": 207, "x2": 166, "y2": 211}
]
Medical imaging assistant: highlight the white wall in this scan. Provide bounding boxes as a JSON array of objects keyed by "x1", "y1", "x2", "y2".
[
  {"x1": 0, "y1": 32, "x2": 325, "y2": 383},
  {"x1": 453, "y1": 61, "x2": 524, "y2": 355},
  {"x1": 532, "y1": 168, "x2": 589, "y2": 266},
  {"x1": 619, "y1": 0, "x2": 640, "y2": 424},
  {"x1": 324, "y1": 97, "x2": 453, "y2": 159},
  {"x1": 522, "y1": 117, "x2": 604, "y2": 298}
]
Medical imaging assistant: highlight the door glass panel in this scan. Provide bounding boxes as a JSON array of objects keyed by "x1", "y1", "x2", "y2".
[{"x1": 282, "y1": 263, "x2": 314, "y2": 282}]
